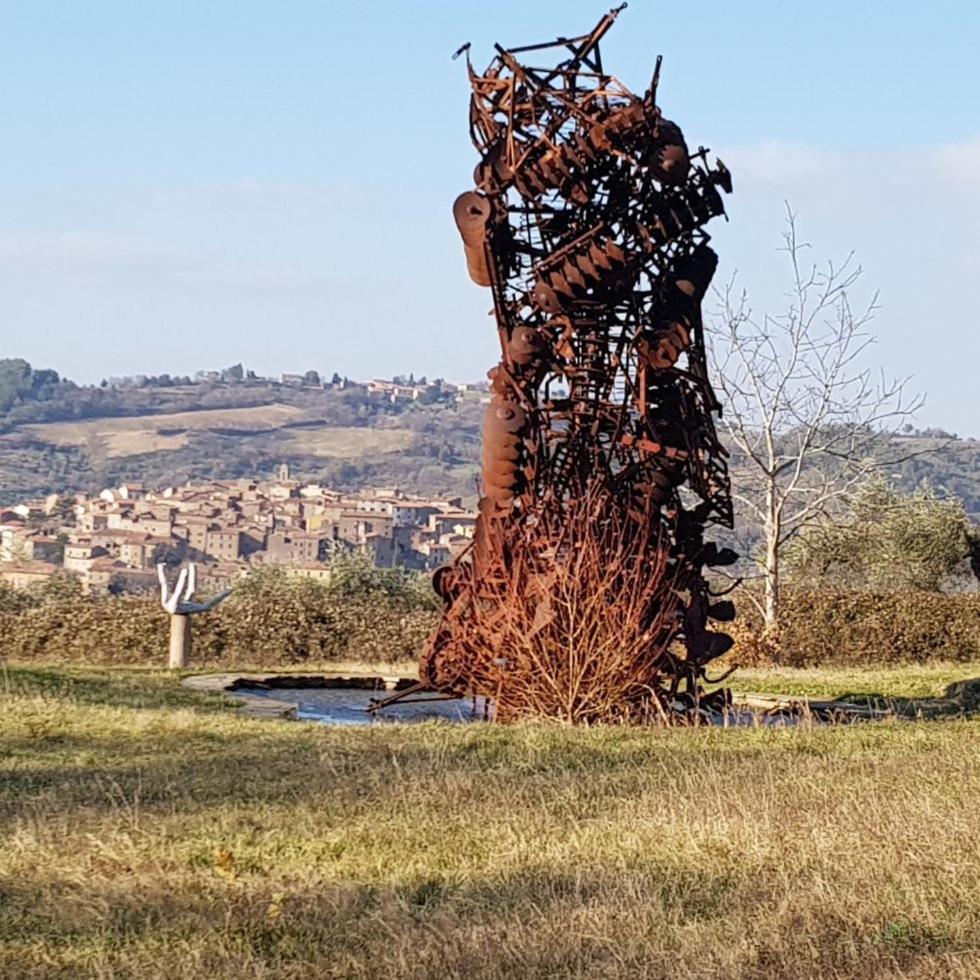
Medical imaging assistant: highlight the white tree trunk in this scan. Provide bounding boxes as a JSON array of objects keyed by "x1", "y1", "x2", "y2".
[{"x1": 763, "y1": 480, "x2": 780, "y2": 635}]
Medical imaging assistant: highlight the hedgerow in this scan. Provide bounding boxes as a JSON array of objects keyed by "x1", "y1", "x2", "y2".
[
  {"x1": 4, "y1": 572, "x2": 977, "y2": 670},
  {"x1": 727, "y1": 589, "x2": 980, "y2": 667},
  {"x1": 0, "y1": 564, "x2": 438, "y2": 667}
]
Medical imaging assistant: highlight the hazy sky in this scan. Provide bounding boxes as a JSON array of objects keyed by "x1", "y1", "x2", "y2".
[{"x1": 1, "y1": 1, "x2": 978, "y2": 432}]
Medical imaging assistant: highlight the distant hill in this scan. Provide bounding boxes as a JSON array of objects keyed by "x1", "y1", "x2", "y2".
[
  {"x1": 0, "y1": 359, "x2": 483, "y2": 504},
  {"x1": 0, "y1": 358, "x2": 977, "y2": 530},
  {"x1": 887, "y1": 434, "x2": 980, "y2": 520}
]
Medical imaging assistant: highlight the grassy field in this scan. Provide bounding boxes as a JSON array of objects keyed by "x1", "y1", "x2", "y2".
[
  {"x1": 3, "y1": 663, "x2": 980, "y2": 979},
  {"x1": 285, "y1": 427, "x2": 415, "y2": 459},
  {"x1": 8, "y1": 404, "x2": 311, "y2": 454},
  {"x1": 729, "y1": 662, "x2": 980, "y2": 699},
  {"x1": 3, "y1": 405, "x2": 418, "y2": 463}
]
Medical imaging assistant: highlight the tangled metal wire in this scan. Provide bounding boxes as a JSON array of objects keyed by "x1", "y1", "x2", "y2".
[{"x1": 422, "y1": 6, "x2": 738, "y2": 721}]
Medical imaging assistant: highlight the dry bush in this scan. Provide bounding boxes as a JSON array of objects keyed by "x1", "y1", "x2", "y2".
[{"x1": 428, "y1": 487, "x2": 684, "y2": 723}]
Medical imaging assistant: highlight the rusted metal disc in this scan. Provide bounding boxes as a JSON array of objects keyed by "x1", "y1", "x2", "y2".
[
  {"x1": 453, "y1": 191, "x2": 492, "y2": 286},
  {"x1": 562, "y1": 260, "x2": 587, "y2": 290},
  {"x1": 484, "y1": 486, "x2": 515, "y2": 505},
  {"x1": 650, "y1": 120, "x2": 690, "y2": 184},
  {"x1": 672, "y1": 246, "x2": 718, "y2": 301},
  {"x1": 549, "y1": 270, "x2": 576, "y2": 298},
  {"x1": 575, "y1": 251, "x2": 600, "y2": 282},
  {"x1": 484, "y1": 401, "x2": 527, "y2": 435},
  {"x1": 604, "y1": 239, "x2": 626, "y2": 266},
  {"x1": 452, "y1": 191, "x2": 491, "y2": 240},
  {"x1": 532, "y1": 280, "x2": 562, "y2": 313},
  {"x1": 483, "y1": 459, "x2": 520, "y2": 484},
  {"x1": 482, "y1": 426, "x2": 521, "y2": 456},
  {"x1": 507, "y1": 326, "x2": 542, "y2": 365},
  {"x1": 588, "y1": 241, "x2": 613, "y2": 271}
]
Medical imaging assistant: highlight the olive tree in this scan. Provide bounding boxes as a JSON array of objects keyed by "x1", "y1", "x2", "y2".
[{"x1": 784, "y1": 478, "x2": 973, "y2": 592}]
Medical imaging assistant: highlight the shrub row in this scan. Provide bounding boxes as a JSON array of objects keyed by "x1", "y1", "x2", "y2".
[
  {"x1": 0, "y1": 587, "x2": 439, "y2": 668},
  {"x1": 726, "y1": 589, "x2": 980, "y2": 667},
  {"x1": 4, "y1": 577, "x2": 977, "y2": 670}
]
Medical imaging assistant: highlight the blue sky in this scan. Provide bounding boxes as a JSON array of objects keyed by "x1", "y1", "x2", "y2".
[{"x1": 1, "y1": 1, "x2": 978, "y2": 431}]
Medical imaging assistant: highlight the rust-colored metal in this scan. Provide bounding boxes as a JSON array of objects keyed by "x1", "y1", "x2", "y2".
[{"x1": 423, "y1": 7, "x2": 737, "y2": 722}]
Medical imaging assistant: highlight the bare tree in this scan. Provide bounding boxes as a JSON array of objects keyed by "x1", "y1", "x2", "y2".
[{"x1": 709, "y1": 207, "x2": 924, "y2": 632}]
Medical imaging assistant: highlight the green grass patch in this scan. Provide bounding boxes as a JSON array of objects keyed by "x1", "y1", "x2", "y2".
[{"x1": 731, "y1": 662, "x2": 980, "y2": 699}]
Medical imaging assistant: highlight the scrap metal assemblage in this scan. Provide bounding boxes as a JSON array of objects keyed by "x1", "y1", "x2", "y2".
[{"x1": 387, "y1": 6, "x2": 739, "y2": 721}]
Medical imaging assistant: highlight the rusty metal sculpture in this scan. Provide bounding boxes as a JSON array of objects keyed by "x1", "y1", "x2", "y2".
[{"x1": 422, "y1": 6, "x2": 738, "y2": 722}]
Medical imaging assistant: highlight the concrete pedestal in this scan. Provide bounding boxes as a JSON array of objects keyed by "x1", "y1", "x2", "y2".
[{"x1": 168, "y1": 614, "x2": 191, "y2": 670}]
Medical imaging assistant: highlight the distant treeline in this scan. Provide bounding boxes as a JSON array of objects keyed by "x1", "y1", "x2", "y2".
[{"x1": 0, "y1": 358, "x2": 458, "y2": 432}]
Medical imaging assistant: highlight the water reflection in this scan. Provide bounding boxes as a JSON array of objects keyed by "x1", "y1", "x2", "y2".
[{"x1": 234, "y1": 685, "x2": 489, "y2": 726}]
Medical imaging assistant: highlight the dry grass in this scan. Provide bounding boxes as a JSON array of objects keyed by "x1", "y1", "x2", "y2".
[
  {"x1": 730, "y1": 662, "x2": 980, "y2": 700},
  {"x1": 0, "y1": 405, "x2": 415, "y2": 459},
  {"x1": 4, "y1": 407, "x2": 416, "y2": 461},
  {"x1": 286, "y1": 427, "x2": 415, "y2": 458},
  {"x1": 2, "y1": 664, "x2": 980, "y2": 979},
  {"x1": 9, "y1": 405, "x2": 309, "y2": 457}
]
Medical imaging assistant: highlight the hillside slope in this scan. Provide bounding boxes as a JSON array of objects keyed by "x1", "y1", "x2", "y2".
[
  {"x1": 0, "y1": 384, "x2": 483, "y2": 504},
  {"x1": 1, "y1": 379, "x2": 977, "y2": 527}
]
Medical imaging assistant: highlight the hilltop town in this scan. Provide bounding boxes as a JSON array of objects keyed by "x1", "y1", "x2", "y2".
[{"x1": 0, "y1": 467, "x2": 477, "y2": 595}]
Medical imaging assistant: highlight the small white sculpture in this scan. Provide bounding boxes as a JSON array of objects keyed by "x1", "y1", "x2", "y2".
[{"x1": 157, "y1": 563, "x2": 232, "y2": 669}]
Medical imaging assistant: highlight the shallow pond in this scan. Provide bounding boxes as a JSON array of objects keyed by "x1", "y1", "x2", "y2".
[
  {"x1": 233, "y1": 684, "x2": 491, "y2": 726},
  {"x1": 229, "y1": 684, "x2": 825, "y2": 727}
]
